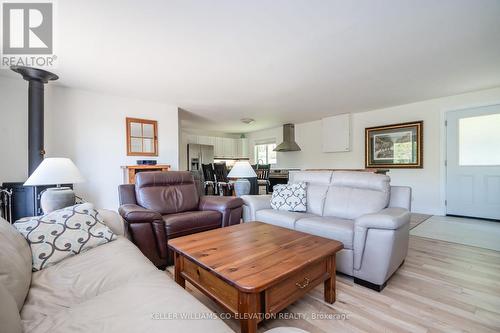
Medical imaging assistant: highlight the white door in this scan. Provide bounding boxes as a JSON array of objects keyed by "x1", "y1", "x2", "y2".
[{"x1": 446, "y1": 105, "x2": 500, "y2": 220}]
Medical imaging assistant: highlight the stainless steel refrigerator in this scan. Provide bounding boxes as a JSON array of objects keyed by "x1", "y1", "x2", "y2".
[{"x1": 187, "y1": 144, "x2": 214, "y2": 171}]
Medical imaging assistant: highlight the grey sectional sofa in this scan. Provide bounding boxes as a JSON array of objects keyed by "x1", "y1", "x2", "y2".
[
  {"x1": 242, "y1": 171, "x2": 412, "y2": 291},
  {"x1": 0, "y1": 211, "x2": 306, "y2": 333}
]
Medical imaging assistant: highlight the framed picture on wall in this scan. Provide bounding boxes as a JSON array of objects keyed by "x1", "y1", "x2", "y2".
[{"x1": 365, "y1": 121, "x2": 423, "y2": 168}]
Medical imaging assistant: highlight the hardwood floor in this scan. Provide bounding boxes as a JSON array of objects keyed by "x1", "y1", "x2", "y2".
[
  {"x1": 166, "y1": 225, "x2": 500, "y2": 333},
  {"x1": 409, "y1": 213, "x2": 431, "y2": 229}
]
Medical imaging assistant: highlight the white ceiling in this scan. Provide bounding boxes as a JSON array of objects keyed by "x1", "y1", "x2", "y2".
[{"x1": 2, "y1": 0, "x2": 500, "y2": 133}]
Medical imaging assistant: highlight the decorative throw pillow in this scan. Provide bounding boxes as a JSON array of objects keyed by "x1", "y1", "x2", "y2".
[
  {"x1": 271, "y1": 182, "x2": 307, "y2": 212},
  {"x1": 14, "y1": 203, "x2": 116, "y2": 272}
]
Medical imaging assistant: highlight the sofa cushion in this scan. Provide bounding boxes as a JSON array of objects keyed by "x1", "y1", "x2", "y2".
[
  {"x1": 288, "y1": 171, "x2": 331, "y2": 215},
  {"x1": 305, "y1": 184, "x2": 329, "y2": 215},
  {"x1": 271, "y1": 182, "x2": 307, "y2": 212},
  {"x1": 21, "y1": 237, "x2": 157, "y2": 328},
  {"x1": 295, "y1": 216, "x2": 354, "y2": 249},
  {"x1": 135, "y1": 171, "x2": 199, "y2": 214},
  {"x1": 0, "y1": 217, "x2": 32, "y2": 311},
  {"x1": 323, "y1": 171, "x2": 390, "y2": 220},
  {"x1": 20, "y1": 237, "x2": 232, "y2": 333},
  {"x1": 0, "y1": 284, "x2": 22, "y2": 333},
  {"x1": 255, "y1": 209, "x2": 313, "y2": 229},
  {"x1": 23, "y1": 273, "x2": 233, "y2": 333},
  {"x1": 288, "y1": 171, "x2": 333, "y2": 184},
  {"x1": 163, "y1": 211, "x2": 222, "y2": 238},
  {"x1": 333, "y1": 171, "x2": 390, "y2": 192},
  {"x1": 14, "y1": 203, "x2": 116, "y2": 272}
]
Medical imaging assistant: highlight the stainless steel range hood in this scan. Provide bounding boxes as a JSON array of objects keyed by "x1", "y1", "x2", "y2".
[{"x1": 274, "y1": 124, "x2": 301, "y2": 152}]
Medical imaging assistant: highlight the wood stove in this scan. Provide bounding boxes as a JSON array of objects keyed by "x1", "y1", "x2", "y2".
[{"x1": 1, "y1": 66, "x2": 59, "y2": 221}]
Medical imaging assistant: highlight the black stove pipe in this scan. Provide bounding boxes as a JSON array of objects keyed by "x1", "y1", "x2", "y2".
[{"x1": 10, "y1": 66, "x2": 59, "y2": 175}]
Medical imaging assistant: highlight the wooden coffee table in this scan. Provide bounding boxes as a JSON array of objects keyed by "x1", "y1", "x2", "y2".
[{"x1": 168, "y1": 221, "x2": 343, "y2": 333}]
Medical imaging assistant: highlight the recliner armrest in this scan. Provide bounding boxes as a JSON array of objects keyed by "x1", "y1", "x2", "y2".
[
  {"x1": 355, "y1": 207, "x2": 410, "y2": 230},
  {"x1": 199, "y1": 196, "x2": 244, "y2": 227},
  {"x1": 198, "y1": 196, "x2": 243, "y2": 211},
  {"x1": 118, "y1": 204, "x2": 167, "y2": 268},
  {"x1": 118, "y1": 204, "x2": 162, "y2": 224}
]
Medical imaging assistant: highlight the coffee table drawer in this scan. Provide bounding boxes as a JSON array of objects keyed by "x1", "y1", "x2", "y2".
[
  {"x1": 265, "y1": 259, "x2": 328, "y2": 314},
  {"x1": 181, "y1": 256, "x2": 239, "y2": 313}
]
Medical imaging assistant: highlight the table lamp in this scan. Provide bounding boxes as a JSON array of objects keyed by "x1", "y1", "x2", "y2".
[
  {"x1": 24, "y1": 158, "x2": 85, "y2": 214},
  {"x1": 227, "y1": 161, "x2": 257, "y2": 196}
]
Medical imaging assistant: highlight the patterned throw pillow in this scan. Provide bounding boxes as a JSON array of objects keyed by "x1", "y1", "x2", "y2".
[
  {"x1": 271, "y1": 182, "x2": 307, "y2": 212},
  {"x1": 14, "y1": 203, "x2": 116, "y2": 271}
]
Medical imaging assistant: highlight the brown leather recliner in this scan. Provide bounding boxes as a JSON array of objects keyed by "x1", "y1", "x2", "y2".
[{"x1": 118, "y1": 171, "x2": 243, "y2": 268}]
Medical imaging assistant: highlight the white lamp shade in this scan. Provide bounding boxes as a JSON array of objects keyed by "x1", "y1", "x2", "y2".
[
  {"x1": 24, "y1": 158, "x2": 85, "y2": 186},
  {"x1": 227, "y1": 161, "x2": 257, "y2": 178}
]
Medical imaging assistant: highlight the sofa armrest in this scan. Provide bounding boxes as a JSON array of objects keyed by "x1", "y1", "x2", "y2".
[
  {"x1": 199, "y1": 196, "x2": 243, "y2": 227},
  {"x1": 355, "y1": 207, "x2": 410, "y2": 230},
  {"x1": 353, "y1": 207, "x2": 410, "y2": 271},
  {"x1": 241, "y1": 195, "x2": 272, "y2": 222},
  {"x1": 118, "y1": 204, "x2": 162, "y2": 224},
  {"x1": 97, "y1": 209, "x2": 127, "y2": 238}
]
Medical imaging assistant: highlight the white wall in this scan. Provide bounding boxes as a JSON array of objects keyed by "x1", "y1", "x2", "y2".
[
  {"x1": 246, "y1": 87, "x2": 500, "y2": 215},
  {"x1": 0, "y1": 76, "x2": 179, "y2": 210},
  {"x1": 0, "y1": 77, "x2": 29, "y2": 184}
]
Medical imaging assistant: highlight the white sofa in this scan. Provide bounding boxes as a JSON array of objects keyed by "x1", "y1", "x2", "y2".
[
  {"x1": 0, "y1": 210, "x2": 307, "y2": 333},
  {"x1": 242, "y1": 171, "x2": 412, "y2": 291},
  {"x1": 0, "y1": 210, "x2": 234, "y2": 333}
]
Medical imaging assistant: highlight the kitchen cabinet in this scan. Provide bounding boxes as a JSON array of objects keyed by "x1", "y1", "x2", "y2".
[
  {"x1": 237, "y1": 138, "x2": 249, "y2": 159},
  {"x1": 214, "y1": 137, "x2": 224, "y2": 157},
  {"x1": 186, "y1": 134, "x2": 198, "y2": 144},
  {"x1": 198, "y1": 136, "x2": 215, "y2": 146},
  {"x1": 185, "y1": 134, "x2": 249, "y2": 159},
  {"x1": 222, "y1": 138, "x2": 236, "y2": 158}
]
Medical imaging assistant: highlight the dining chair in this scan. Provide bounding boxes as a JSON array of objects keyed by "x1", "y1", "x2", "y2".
[
  {"x1": 256, "y1": 164, "x2": 271, "y2": 194},
  {"x1": 213, "y1": 163, "x2": 233, "y2": 196},
  {"x1": 201, "y1": 163, "x2": 217, "y2": 195}
]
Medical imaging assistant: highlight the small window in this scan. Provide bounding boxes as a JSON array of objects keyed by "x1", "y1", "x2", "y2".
[
  {"x1": 459, "y1": 113, "x2": 500, "y2": 166},
  {"x1": 254, "y1": 143, "x2": 277, "y2": 165},
  {"x1": 126, "y1": 117, "x2": 158, "y2": 156}
]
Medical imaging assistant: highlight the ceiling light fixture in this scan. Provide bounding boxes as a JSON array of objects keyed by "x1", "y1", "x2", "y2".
[{"x1": 240, "y1": 118, "x2": 255, "y2": 124}]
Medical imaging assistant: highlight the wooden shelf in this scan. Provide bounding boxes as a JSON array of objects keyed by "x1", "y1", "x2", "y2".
[{"x1": 121, "y1": 164, "x2": 170, "y2": 184}]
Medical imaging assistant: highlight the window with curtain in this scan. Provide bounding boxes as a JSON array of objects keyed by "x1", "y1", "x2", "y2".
[{"x1": 254, "y1": 143, "x2": 277, "y2": 165}]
